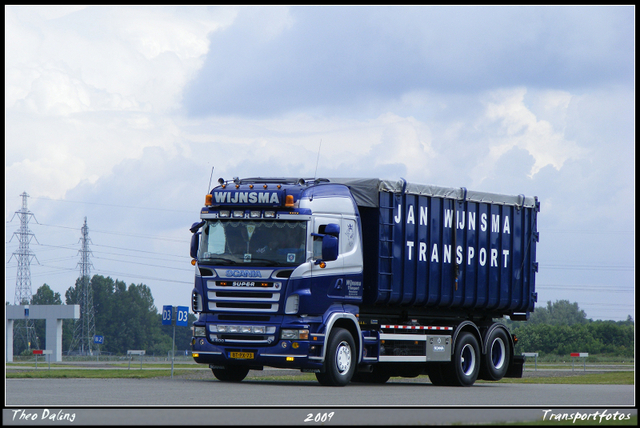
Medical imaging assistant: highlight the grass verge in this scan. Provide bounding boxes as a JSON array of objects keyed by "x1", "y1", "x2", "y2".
[
  {"x1": 6, "y1": 369, "x2": 634, "y2": 385},
  {"x1": 478, "y1": 371, "x2": 634, "y2": 385},
  {"x1": 6, "y1": 369, "x2": 189, "y2": 379}
]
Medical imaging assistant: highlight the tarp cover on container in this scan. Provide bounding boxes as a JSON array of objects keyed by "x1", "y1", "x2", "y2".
[
  {"x1": 327, "y1": 177, "x2": 539, "y2": 317},
  {"x1": 328, "y1": 178, "x2": 537, "y2": 209}
]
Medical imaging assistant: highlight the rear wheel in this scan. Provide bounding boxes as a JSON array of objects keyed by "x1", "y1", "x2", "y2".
[
  {"x1": 351, "y1": 366, "x2": 391, "y2": 384},
  {"x1": 427, "y1": 363, "x2": 451, "y2": 386},
  {"x1": 211, "y1": 365, "x2": 250, "y2": 382},
  {"x1": 449, "y1": 332, "x2": 480, "y2": 386},
  {"x1": 481, "y1": 327, "x2": 511, "y2": 381}
]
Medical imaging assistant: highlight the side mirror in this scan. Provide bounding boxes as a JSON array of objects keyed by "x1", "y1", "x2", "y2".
[
  {"x1": 190, "y1": 232, "x2": 200, "y2": 259},
  {"x1": 324, "y1": 223, "x2": 340, "y2": 237},
  {"x1": 190, "y1": 221, "x2": 205, "y2": 233},
  {"x1": 313, "y1": 223, "x2": 340, "y2": 266},
  {"x1": 321, "y1": 235, "x2": 339, "y2": 262}
]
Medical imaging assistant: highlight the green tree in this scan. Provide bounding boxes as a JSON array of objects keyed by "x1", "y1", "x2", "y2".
[
  {"x1": 89, "y1": 275, "x2": 115, "y2": 353},
  {"x1": 63, "y1": 276, "x2": 89, "y2": 353},
  {"x1": 528, "y1": 300, "x2": 588, "y2": 325},
  {"x1": 62, "y1": 274, "x2": 189, "y2": 356},
  {"x1": 513, "y1": 320, "x2": 634, "y2": 357},
  {"x1": 30, "y1": 284, "x2": 63, "y2": 350},
  {"x1": 31, "y1": 283, "x2": 62, "y2": 305}
]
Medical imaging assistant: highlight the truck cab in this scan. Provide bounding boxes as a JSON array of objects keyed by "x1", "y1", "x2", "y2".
[{"x1": 190, "y1": 178, "x2": 364, "y2": 385}]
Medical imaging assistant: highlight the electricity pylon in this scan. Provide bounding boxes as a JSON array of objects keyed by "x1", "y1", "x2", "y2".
[
  {"x1": 69, "y1": 217, "x2": 96, "y2": 355},
  {"x1": 8, "y1": 191, "x2": 40, "y2": 352}
]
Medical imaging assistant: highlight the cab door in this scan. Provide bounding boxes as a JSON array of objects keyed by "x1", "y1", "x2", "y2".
[{"x1": 311, "y1": 216, "x2": 345, "y2": 300}]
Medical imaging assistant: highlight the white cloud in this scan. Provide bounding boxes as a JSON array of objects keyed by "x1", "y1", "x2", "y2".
[
  {"x1": 473, "y1": 88, "x2": 589, "y2": 183},
  {"x1": 4, "y1": 6, "x2": 634, "y2": 321},
  {"x1": 4, "y1": 6, "x2": 229, "y2": 203},
  {"x1": 5, "y1": 7, "x2": 224, "y2": 115}
]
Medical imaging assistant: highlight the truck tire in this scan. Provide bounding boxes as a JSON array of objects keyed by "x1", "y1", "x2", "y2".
[
  {"x1": 211, "y1": 365, "x2": 250, "y2": 382},
  {"x1": 316, "y1": 328, "x2": 356, "y2": 386},
  {"x1": 481, "y1": 327, "x2": 510, "y2": 381},
  {"x1": 427, "y1": 363, "x2": 451, "y2": 386},
  {"x1": 449, "y1": 332, "x2": 480, "y2": 386},
  {"x1": 351, "y1": 367, "x2": 391, "y2": 384}
]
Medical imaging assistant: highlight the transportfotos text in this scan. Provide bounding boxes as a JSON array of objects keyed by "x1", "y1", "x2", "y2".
[{"x1": 542, "y1": 409, "x2": 631, "y2": 423}]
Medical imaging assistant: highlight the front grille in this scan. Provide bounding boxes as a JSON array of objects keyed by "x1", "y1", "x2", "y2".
[
  {"x1": 215, "y1": 302, "x2": 276, "y2": 310},
  {"x1": 215, "y1": 291, "x2": 275, "y2": 299},
  {"x1": 207, "y1": 280, "x2": 281, "y2": 313},
  {"x1": 218, "y1": 334, "x2": 274, "y2": 343},
  {"x1": 218, "y1": 314, "x2": 271, "y2": 322}
]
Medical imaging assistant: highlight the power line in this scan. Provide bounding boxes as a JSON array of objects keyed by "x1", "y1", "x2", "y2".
[
  {"x1": 22, "y1": 221, "x2": 188, "y2": 243},
  {"x1": 536, "y1": 283, "x2": 633, "y2": 293},
  {"x1": 91, "y1": 243, "x2": 191, "y2": 259},
  {"x1": 92, "y1": 255, "x2": 192, "y2": 272},
  {"x1": 91, "y1": 268, "x2": 192, "y2": 285},
  {"x1": 29, "y1": 195, "x2": 194, "y2": 214},
  {"x1": 542, "y1": 229, "x2": 632, "y2": 235}
]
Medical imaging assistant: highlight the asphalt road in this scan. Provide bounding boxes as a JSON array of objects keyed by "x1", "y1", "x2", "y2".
[{"x1": 4, "y1": 374, "x2": 636, "y2": 426}]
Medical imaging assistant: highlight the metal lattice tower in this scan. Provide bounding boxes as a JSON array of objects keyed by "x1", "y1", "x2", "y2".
[
  {"x1": 8, "y1": 191, "x2": 40, "y2": 350},
  {"x1": 70, "y1": 217, "x2": 96, "y2": 355}
]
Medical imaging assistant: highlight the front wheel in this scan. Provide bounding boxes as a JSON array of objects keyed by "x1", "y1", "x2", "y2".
[
  {"x1": 317, "y1": 328, "x2": 356, "y2": 386},
  {"x1": 211, "y1": 365, "x2": 250, "y2": 382}
]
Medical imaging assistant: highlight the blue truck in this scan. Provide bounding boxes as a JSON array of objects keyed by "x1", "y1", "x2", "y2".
[{"x1": 189, "y1": 177, "x2": 539, "y2": 386}]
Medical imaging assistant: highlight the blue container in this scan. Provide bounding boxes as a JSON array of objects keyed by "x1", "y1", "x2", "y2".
[{"x1": 334, "y1": 178, "x2": 539, "y2": 318}]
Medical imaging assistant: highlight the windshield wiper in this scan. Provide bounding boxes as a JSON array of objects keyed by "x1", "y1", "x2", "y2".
[
  {"x1": 202, "y1": 257, "x2": 238, "y2": 265},
  {"x1": 245, "y1": 258, "x2": 281, "y2": 266}
]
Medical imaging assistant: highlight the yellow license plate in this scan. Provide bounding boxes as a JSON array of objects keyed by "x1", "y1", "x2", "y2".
[{"x1": 229, "y1": 352, "x2": 254, "y2": 360}]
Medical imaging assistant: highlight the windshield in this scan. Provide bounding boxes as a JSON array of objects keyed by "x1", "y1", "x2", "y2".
[{"x1": 198, "y1": 219, "x2": 307, "y2": 266}]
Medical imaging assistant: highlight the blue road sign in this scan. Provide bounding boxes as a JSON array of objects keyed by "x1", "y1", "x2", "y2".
[
  {"x1": 93, "y1": 335, "x2": 104, "y2": 345},
  {"x1": 162, "y1": 305, "x2": 173, "y2": 326},
  {"x1": 176, "y1": 306, "x2": 189, "y2": 327}
]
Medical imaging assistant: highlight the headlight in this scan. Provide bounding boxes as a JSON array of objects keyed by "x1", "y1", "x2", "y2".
[
  {"x1": 281, "y1": 329, "x2": 309, "y2": 340},
  {"x1": 193, "y1": 326, "x2": 206, "y2": 337}
]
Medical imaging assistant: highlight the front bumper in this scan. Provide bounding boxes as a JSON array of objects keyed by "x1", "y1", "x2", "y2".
[{"x1": 191, "y1": 336, "x2": 325, "y2": 371}]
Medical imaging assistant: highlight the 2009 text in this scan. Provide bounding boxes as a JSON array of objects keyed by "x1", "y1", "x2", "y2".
[{"x1": 304, "y1": 412, "x2": 335, "y2": 423}]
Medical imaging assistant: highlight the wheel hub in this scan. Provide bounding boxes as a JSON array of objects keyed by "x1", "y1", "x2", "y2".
[{"x1": 336, "y1": 341, "x2": 351, "y2": 374}]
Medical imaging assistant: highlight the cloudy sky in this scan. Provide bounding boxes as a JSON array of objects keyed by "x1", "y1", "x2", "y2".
[{"x1": 5, "y1": 5, "x2": 634, "y2": 322}]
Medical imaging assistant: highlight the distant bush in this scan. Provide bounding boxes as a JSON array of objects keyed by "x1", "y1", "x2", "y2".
[{"x1": 512, "y1": 321, "x2": 634, "y2": 358}]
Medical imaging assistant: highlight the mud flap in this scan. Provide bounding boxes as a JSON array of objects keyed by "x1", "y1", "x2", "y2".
[{"x1": 504, "y1": 354, "x2": 525, "y2": 378}]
